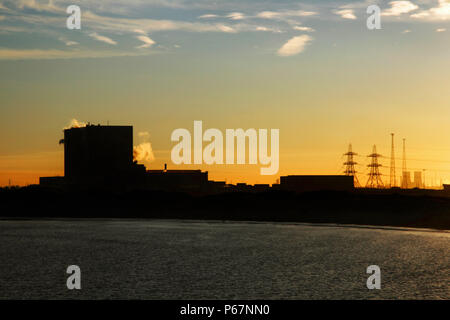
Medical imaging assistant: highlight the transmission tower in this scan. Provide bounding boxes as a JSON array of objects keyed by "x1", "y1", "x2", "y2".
[
  {"x1": 343, "y1": 144, "x2": 361, "y2": 188},
  {"x1": 390, "y1": 133, "x2": 396, "y2": 188},
  {"x1": 366, "y1": 145, "x2": 384, "y2": 188},
  {"x1": 401, "y1": 138, "x2": 408, "y2": 188}
]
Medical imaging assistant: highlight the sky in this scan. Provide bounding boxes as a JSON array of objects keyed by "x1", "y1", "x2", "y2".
[{"x1": 1, "y1": 0, "x2": 450, "y2": 186}]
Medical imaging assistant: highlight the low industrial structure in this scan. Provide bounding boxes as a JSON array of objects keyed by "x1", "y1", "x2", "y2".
[{"x1": 279, "y1": 175, "x2": 354, "y2": 193}]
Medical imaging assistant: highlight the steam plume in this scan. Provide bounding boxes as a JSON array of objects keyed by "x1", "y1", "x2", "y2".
[
  {"x1": 64, "y1": 119, "x2": 86, "y2": 129},
  {"x1": 134, "y1": 131, "x2": 155, "y2": 162}
]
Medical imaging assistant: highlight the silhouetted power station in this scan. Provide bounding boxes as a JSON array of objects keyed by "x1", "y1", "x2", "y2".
[
  {"x1": 40, "y1": 124, "x2": 355, "y2": 193},
  {"x1": 39, "y1": 124, "x2": 446, "y2": 194}
]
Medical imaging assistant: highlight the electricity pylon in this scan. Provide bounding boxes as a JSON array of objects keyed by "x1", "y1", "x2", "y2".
[
  {"x1": 390, "y1": 133, "x2": 396, "y2": 188},
  {"x1": 366, "y1": 145, "x2": 384, "y2": 188},
  {"x1": 343, "y1": 144, "x2": 361, "y2": 188}
]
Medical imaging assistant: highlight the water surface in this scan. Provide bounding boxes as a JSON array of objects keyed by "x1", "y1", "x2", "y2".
[{"x1": 0, "y1": 219, "x2": 448, "y2": 299}]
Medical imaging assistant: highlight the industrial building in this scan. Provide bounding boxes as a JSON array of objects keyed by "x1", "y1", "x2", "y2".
[
  {"x1": 443, "y1": 184, "x2": 450, "y2": 194},
  {"x1": 146, "y1": 168, "x2": 209, "y2": 192},
  {"x1": 280, "y1": 175, "x2": 354, "y2": 192},
  {"x1": 40, "y1": 124, "x2": 208, "y2": 192},
  {"x1": 63, "y1": 124, "x2": 134, "y2": 184}
]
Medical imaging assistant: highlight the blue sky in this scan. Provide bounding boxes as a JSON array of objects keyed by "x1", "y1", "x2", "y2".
[{"x1": 1, "y1": 0, "x2": 449, "y2": 59}]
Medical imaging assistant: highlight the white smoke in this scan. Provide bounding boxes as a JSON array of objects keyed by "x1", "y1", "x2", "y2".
[
  {"x1": 134, "y1": 131, "x2": 155, "y2": 162},
  {"x1": 64, "y1": 119, "x2": 86, "y2": 129}
]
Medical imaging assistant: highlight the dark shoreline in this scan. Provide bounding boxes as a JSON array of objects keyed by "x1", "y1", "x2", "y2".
[
  {"x1": 1, "y1": 186, "x2": 450, "y2": 230},
  {"x1": 0, "y1": 217, "x2": 448, "y2": 235}
]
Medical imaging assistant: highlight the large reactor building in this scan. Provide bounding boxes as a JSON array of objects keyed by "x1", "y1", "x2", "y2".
[{"x1": 63, "y1": 125, "x2": 134, "y2": 184}]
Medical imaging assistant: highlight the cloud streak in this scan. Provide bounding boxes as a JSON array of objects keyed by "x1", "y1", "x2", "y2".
[
  {"x1": 89, "y1": 32, "x2": 117, "y2": 45},
  {"x1": 292, "y1": 26, "x2": 315, "y2": 32},
  {"x1": 277, "y1": 35, "x2": 312, "y2": 57},
  {"x1": 256, "y1": 10, "x2": 317, "y2": 20},
  {"x1": 0, "y1": 48, "x2": 152, "y2": 60},
  {"x1": 411, "y1": 0, "x2": 450, "y2": 20},
  {"x1": 198, "y1": 14, "x2": 219, "y2": 19},
  {"x1": 335, "y1": 9, "x2": 357, "y2": 20},
  {"x1": 227, "y1": 12, "x2": 245, "y2": 20},
  {"x1": 383, "y1": 1, "x2": 418, "y2": 16},
  {"x1": 136, "y1": 35, "x2": 155, "y2": 48}
]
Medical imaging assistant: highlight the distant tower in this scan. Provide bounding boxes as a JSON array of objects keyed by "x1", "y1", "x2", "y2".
[
  {"x1": 414, "y1": 171, "x2": 422, "y2": 189},
  {"x1": 343, "y1": 144, "x2": 361, "y2": 188},
  {"x1": 390, "y1": 133, "x2": 396, "y2": 188},
  {"x1": 366, "y1": 145, "x2": 384, "y2": 188},
  {"x1": 423, "y1": 169, "x2": 426, "y2": 189},
  {"x1": 401, "y1": 138, "x2": 408, "y2": 188}
]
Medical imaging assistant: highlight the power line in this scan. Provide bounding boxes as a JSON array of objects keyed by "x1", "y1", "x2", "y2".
[{"x1": 356, "y1": 154, "x2": 450, "y2": 164}]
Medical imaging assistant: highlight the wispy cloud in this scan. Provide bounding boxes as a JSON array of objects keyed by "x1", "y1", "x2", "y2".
[
  {"x1": 227, "y1": 12, "x2": 245, "y2": 20},
  {"x1": 133, "y1": 28, "x2": 146, "y2": 34},
  {"x1": 436, "y1": 27, "x2": 446, "y2": 32},
  {"x1": 198, "y1": 14, "x2": 219, "y2": 19},
  {"x1": 14, "y1": 0, "x2": 62, "y2": 13},
  {"x1": 0, "y1": 48, "x2": 151, "y2": 60},
  {"x1": 335, "y1": 9, "x2": 357, "y2": 20},
  {"x1": 411, "y1": 0, "x2": 450, "y2": 20},
  {"x1": 58, "y1": 37, "x2": 79, "y2": 46},
  {"x1": 198, "y1": 9, "x2": 318, "y2": 26},
  {"x1": 254, "y1": 26, "x2": 282, "y2": 33},
  {"x1": 82, "y1": 10, "x2": 245, "y2": 34},
  {"x1": 89, "y1": 32, "x2": 118, "y2": 45},
  {"x1": 136, "y1": 35, "x2": 155, "y2": 48},
  {"x1": 216, "y1": 24, "x2": 236, "y2": 33},
  {"x1": 292, "y1": 26, "x2": 315, "y2": 32},
  {"x1": 277, "y1": 35, "x2": 313, "y2": 57},
  {"x1": 256, "y1": 10, "x2": 317, "y2": 20},
  {"x1": 383, "y1": 1, "x2": 418, "y2": 16}
]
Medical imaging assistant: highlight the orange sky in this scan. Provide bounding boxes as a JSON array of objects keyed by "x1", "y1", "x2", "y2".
[{"x1": 1, "y1": 0, "x2": 450, "y2": 187}]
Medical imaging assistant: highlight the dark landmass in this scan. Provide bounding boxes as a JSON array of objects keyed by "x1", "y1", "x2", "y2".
[{"x1": 0, "y1": 186, "x2": 449, "y2": 230}]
